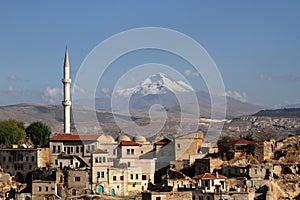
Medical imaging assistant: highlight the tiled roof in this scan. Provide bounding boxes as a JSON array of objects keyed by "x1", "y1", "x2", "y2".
[
  {"x1": 50, "y1": 133, "x2": 101, "y2": 141},
  {"x1": 120, "y1": 140, "x2": 140, "y2": 146},
  {"x1": 155, "y1": 138, "x2": 171, "y2": 145},
  {"x1": 92, "y1": 149, "x2": 108, "y2": 154},
  {"x1": 225, "y1": 139, "x2": 258, "y2": 145},
  {"x1": 193, "y1": 173, "x2": 227, "y2": 180}
]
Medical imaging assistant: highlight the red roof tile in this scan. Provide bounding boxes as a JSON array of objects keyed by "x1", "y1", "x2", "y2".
[
  {"x1": 50, "y1": 133, "x2": 101, "y2": 141},
  {"x1": 120, "y1": 140, "x2": 140, "y2": 146},
  {"x1": 155, "y1": 138, "x2": 171, "y2": 145},
  {"x1": 225, "y1": 139, "x2": 258, "y2": 145},
  {"x1": 193, "y1": 173, "x2": 227, "y2": 180}
]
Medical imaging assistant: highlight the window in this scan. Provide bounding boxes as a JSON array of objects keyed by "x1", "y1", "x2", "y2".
[
  {"x1": 142, "y1": 175, "x2": 147, "y2": 180},
  {"x1": 29, "y1": 165, "x2": 32, "y2": 170},
  {"x1": 38, "y1": 186, "x2": 42, "y2": 192},
  {"x1": 3, "y1": 157, "x2": 5, "y2": 162},
  {"x1": 113, "y1": 176, "x2": 117, "y2": 181},
  {"x1": 81, "y1": 147, "x2": 84, "y2": 153},
  {"x1": 177, "y1": 143, "x2": 181, "y2": 150},
  {"x1": 99, "y1": 157, "x2": 102, "y2": 163},
  {"x1": 75, "y1": 177, "x2": 80, "y2": 182},
  {"x1": 75, "y1": 163, "x2": 79, "y2": 169},
  {"x1": 95, "y1": 157, "x2": 99, "y2": 163},
  {"x1": 45, "y1": 186, "x2": 48, "y2": 191},
  {"x1": 255, "y1": 169, "x2": 258, "y2": 174},
  {"x1": 128, "y1": 162, "x2": 131, "y2": 167},
  {"x1": 31, "y1": 156, "x2": 35, "y2": 161},
  {"x1": 136, "y1": 174, "x2": 138, "y2": 179},
  {"x1": 101, "y1": 171, "x2": 105, "y2": 178},
  {"x1": 57, "y1": 146, "x2": 61, "y2": 153},
  {"x1": 26, "y1": 156, "x2": 28, "y2": 161},
  {"x1": 97, "y1": 172, "x2": 100, "y2": 178},
  {"x1": 133, "y1": 183, "x2": 135, "y2": 187},
  {"x1": 52, "y1": 145, "x2": 56, "y2": 153},
  {"x1": 141, "y1": 151, "x2": 143, "y2": 154},
  {"x1": 205, "y1": 180, "x2": 209, "y2": 187},
  {"x1": 156, "y1": 197, "x2": 161, "y2": 200},
  {"x1": 127, "y1": 149, "x2": 130, "y2": 155},
  {"x1": 55, "y1": 160, "x2": 58, "y2": 165},
  {"x1": 131, "y1": 174, "x2": 133, "y2": 180},
  {"x1": 92, "y1": 145, "x2": 95, "y2": 151},
  {"x1": 113, "y1": 149, "x2": 116, "y2": 155},
  {"x1": 70, "y1": 160, "x2": 73, "y2": 165},
  {"x1": 8, "y1": 156, "x2": 11, "y2": 162},
  {"x1": 103, "y1": 157, "x2": 106, "y2": 163},
  {"x1": 76, "y1": 146, "x2": 79, "y2": 153},
  {"x1": 120, "y1": 176, "x2": 124, "y2": 181},
  {"x1": 131, "y1": 149, "x2": 134, "y2": 155}
]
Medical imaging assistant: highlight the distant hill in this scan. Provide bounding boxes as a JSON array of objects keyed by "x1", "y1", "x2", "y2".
[
  {"x1": 0, "y1": 103, "x2": 64, "y2": 132},
  {"x1": 0, "y1": 103, "x2": 299, "y2": 141},
  {"x1": 253, "y1": 108, "x2": 300, "y2": 118}
]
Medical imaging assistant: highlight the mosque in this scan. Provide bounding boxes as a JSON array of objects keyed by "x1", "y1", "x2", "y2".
[{"x1": 49, "y1": 49, "x2": 204, "y2": 197}]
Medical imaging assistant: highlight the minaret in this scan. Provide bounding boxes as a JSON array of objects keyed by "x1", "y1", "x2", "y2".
[{"x1": 62, "y1": 48, "x2": 72, "y2": 133}]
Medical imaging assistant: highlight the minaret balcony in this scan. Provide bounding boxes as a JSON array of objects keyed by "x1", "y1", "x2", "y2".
[
  {"x1": 62, "y1": 78, "x2": 72, "y2": 83},
  {"x1": 62, "y1": 100, "x2": 72, "y2": 106}
]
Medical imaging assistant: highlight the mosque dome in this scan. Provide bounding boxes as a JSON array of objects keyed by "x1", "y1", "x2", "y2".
[
  {"x1": 133, "y1": 136, "x2": 147, "y2": 143},
  {"x1": 104, "y1": 135, "x2": 115, "y2": 143},
  {"x1": 116, "y1": 135, "x2": 131, "y2": 143}
]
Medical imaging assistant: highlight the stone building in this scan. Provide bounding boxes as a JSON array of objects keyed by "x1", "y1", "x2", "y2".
[
  {"x1": 0, "y1": 147, "x2": 49, "y2": 183},
  {"x1": 90, "y1": 135, "x2": 156, "y2": 196},
  {"x1": 49, "y1": 133, "x2": 104, "y2": 168},
  {"x1": 174, "y1": 132, "x2": 203, "y2": 162},
  {"x1": 31, "y1": 169, "x2": 60, "y2": 200},
  {"x1": 253, "y1": 139, "x2": 275, "y2": 163},
  {"x1": 169, "y1": 132, "x2": 204, "y2": 171},
  {"x1": 193, "y1": 173, "x2": 226, "y2": 193},
  {"x1": 66, "y1": 169, "x2": 90, "y2": 196}
]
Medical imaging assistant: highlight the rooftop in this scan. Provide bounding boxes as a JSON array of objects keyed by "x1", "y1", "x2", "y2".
[
  {"x1": 225, "y1": 139, "x2": 259, "y2": 145},
  {"x1": 50, "y1": 133, "x2": 101, "y2": 141},
  {"x1": 120, "y1": 140, "x2": 140, "y2": 146},
  {"x1": 193, "y1": 173, "x2": 227, "y2": 180},
  {"x1": 155, "y1": 138, "x2": 172, "y2": 145}
]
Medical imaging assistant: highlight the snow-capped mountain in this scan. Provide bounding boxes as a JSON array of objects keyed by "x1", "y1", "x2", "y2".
[
  {"x1": 114, "y1": 73, "x2": 194, "y2": 97},
  {"x1": 95, "y1": 73, "x2": 263, "y2": 118}
]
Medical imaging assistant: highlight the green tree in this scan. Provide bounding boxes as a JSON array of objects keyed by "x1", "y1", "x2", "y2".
[
  {"x1": 217, "y1": 136, "x2": 234, "y2": 154},
  {"x1": 0, "y1": 119, "x2": 26, "y2": 146},
  {"x1": 25, "y1": 121, "x2": 51, "y2": 147}
]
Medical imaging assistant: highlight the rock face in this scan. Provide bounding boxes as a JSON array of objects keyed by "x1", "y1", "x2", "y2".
[
  {"x1": 268, "y1": 135, "x2": 300, "y2": 199},
  {"x1": 0, "y1": 167, "x2": 23, "y2": 199}
]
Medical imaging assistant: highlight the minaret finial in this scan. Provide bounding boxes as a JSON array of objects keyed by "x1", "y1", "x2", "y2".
[{"x1": 62, "y1": 48, "x2": 72, "y2": 133}]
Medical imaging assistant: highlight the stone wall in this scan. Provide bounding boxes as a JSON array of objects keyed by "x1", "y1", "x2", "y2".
[{"x1": 142, "y1": 191, "x2": 192, "y2": 200}]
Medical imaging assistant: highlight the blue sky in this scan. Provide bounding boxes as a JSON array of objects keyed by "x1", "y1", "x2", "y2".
[{"x1": 0, "y1": 1, "x2": 299, "y2": 107}]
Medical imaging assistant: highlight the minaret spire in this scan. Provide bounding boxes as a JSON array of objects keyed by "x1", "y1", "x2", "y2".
[{"x1": 62, "y1": 48, "x2": 72, "y2": 133}]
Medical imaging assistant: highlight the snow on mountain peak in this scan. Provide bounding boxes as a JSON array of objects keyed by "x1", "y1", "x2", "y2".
[{"x1": 115, "y1": 73, "x2": 194, "y2": 97}]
